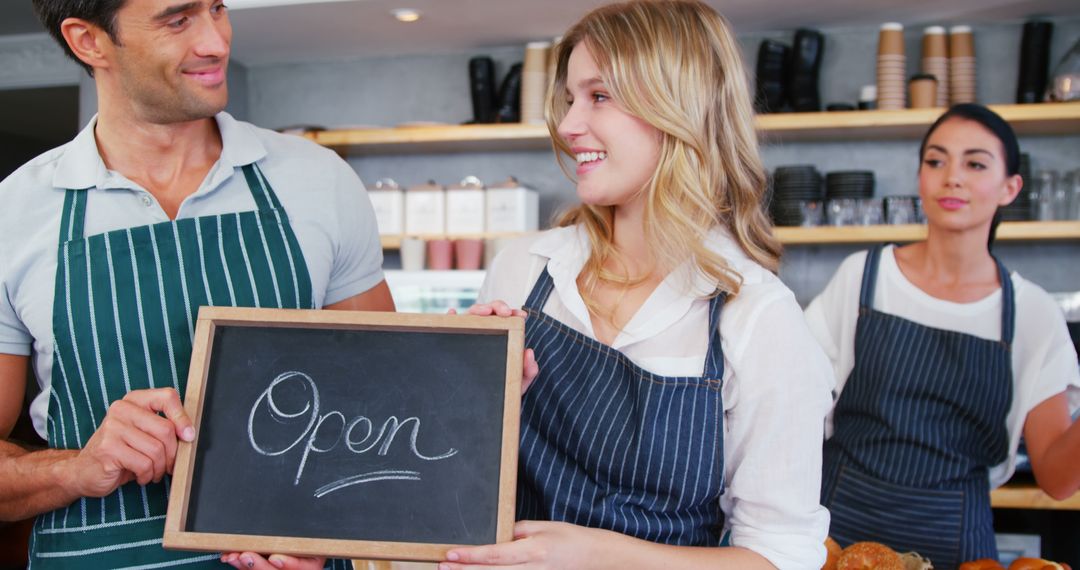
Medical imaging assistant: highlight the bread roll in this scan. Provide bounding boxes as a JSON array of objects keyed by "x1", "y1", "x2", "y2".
[
  {"x1": 1009, "y1": 558, "x2": 1067, "y2": 570},
  {"x1": 837, "y1": 542, "x2": 905, "y2": 570},
  {"x1": 960, "y1": 560, "x2": 1005, "y2": 570},
  {"x1": 822, "y1": 537, "x2": 843, "y2": 570}
]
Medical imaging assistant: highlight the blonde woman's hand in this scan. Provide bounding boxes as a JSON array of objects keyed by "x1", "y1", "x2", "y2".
[
  {"x1": 220, "y1": 552, "x2": 325, "y2": 570},
  {"x1": 440, "y1": 520, "x2": 610, "y2": 570},
  {"x1": 449, "y1": 302, "x2": 539, "y2": 394}
]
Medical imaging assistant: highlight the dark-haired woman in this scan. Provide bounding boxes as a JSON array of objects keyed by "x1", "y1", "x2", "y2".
[{"x1": 805, "y1": 103, "x2": 1080, "y2": 569}]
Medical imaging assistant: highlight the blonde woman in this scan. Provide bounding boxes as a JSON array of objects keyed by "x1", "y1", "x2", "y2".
[{"x1": 448, "y1": 1, "x2": 833, "y2": 568}]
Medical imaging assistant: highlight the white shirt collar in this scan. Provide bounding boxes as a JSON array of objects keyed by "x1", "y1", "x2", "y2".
[
  {"x1": 50, "y1": 111, "x2": 267, "y2": 192},
  {"x1": 527, "y1": 224, "x2": 736, "y2": 350}
]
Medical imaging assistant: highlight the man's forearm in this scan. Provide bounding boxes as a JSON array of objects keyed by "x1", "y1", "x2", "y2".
[{"x1": 0, "y1": 439, "x2": 81, "y2": 521}]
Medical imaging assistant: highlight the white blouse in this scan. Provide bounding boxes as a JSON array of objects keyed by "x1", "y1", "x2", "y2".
[
  {"x1": 478, "y1": 225, "x2": 834, "y2": 570},
  {"x1": 804, "y1": 245, "x2": 1080, "y2": 488}
]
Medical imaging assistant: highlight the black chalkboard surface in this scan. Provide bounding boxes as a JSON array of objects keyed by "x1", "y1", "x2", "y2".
[{"x1": 164, "y1": 307, "x2": 523, "y2": 561}]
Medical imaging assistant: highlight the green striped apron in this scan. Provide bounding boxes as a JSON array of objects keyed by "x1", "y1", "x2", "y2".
[{"x1": 30, "y1": 164, "x2": 319, "y2": 568}]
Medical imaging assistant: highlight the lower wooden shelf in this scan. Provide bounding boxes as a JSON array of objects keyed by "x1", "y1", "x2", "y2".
[
  {"x1": 379, "y1": 222, "x2": 1080, "y2": 250},
  {"x1": 775, "y1": 221, "x2": 1080, "y2": 244},
  {"x1": 991, "y1": 483, "x2": 1080, "y2": 511}
]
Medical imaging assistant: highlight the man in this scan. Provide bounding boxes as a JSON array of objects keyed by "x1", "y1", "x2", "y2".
[{"x1": 0, "y1": 1, "x2": 393, "y2": 568}]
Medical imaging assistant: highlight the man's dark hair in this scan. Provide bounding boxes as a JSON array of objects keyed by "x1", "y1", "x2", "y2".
[{"x1": 32, "y1": 0, "x2": 128, "y2": 76}]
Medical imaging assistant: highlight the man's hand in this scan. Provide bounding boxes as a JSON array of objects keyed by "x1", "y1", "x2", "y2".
[{"x1": 66, "y1": 388, "x2": 194, "y2": 498}]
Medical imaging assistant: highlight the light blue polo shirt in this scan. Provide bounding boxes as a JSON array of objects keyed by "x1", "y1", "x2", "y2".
[{"x1": 0, "y1": 112, "x2": 384, "y2": 438}]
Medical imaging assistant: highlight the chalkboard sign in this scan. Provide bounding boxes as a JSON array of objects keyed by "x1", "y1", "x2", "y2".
[{"x1": 164, "y1": 307, "x2": 523, "y2": 561}]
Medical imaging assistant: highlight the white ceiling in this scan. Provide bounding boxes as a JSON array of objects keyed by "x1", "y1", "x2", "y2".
[
  {"x1": 225, "y1": 0, "x2": 1080, "y2": 65},
  {"x1": 2, "y1": 0, "x2": 1077, "y2": 66}
]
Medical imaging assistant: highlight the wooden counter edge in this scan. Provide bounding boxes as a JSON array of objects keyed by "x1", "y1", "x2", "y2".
[{"x1": 992, "y1": 483, "x2": 1080, "y2": 510}]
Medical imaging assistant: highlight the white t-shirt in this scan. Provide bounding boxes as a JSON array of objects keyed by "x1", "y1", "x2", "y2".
[
  {"x1": 0, "y1": 112, "x2": 385, "y2": 439},
  {"x1": 478, "y1": 225, "x2": 833, "y2": 570},
  {"x1": 804, "y1": 245, "x2": 1080, "y2": 488}
]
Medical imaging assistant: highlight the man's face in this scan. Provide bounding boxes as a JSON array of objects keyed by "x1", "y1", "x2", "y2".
[{"x1": 108, "y1": 0, "x2": 232, "y2": 123}]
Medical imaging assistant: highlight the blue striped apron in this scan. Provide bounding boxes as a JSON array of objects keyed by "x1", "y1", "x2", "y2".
[
  {"x1": 822, "y1": 246, "x2": 1013, "y2": 570},
  {"x1": 516, "y1": 267, "x2": 727, "y2": 546},
  {"x1": 30, "y1": 164, "x2": 346, "y2": 569}
]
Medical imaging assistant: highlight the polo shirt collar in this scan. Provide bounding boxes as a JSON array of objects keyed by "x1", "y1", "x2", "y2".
[{"x1": 51, "y1": 111, "x2": 266, "y2": 192}]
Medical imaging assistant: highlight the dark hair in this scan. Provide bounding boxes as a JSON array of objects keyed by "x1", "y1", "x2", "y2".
[
  {"x1": 918, "y1": 103, "x2": 1021, "y2": 250},
  {"x1": 32, "y1": 0, "x2": 128, "y2": 76}
]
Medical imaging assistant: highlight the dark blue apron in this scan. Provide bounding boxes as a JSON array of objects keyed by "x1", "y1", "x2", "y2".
[
  {"x1": 822, "y1": 246, "x2": 1013, "y2": 570},
  {"x1": 516, "y1": 267, "x2": 727, "y2": 546},
  {"x1": 31, "y1": 164, "x2": 348, "y2": 569}
]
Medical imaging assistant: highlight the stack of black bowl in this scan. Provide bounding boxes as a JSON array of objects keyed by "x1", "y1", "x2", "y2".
[
  {"x1": 825, "y1": 171, "x2": 875, "y2": 200},
  {"x1": 1002, "y1": 153, "x2": 1033, "y2": 221},
  {"x1": 770, "y1": 165, "x2": 824, "y2": 226}
]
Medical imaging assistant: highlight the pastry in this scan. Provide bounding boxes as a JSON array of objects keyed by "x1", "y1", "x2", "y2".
[
  {"x1": 823, "y1": 536, "x2": 843, "y2": 570},
  {"x1": 837, "y1": 542, "x2": 905, "y2": 570}
]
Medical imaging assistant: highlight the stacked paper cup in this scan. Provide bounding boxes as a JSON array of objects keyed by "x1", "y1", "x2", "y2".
[
  {"x1": 949, "y1": 26, "x2": 976, "y2": 104},
  {"x1": 876, "y1": 23, "x2": 906, "y2": 110},
  {"x1": 922, "y1": 26, "x2": 949, "y2": 107},
  {"x1": 521, "y1": 41, "x2": 552, "y2": 124}
]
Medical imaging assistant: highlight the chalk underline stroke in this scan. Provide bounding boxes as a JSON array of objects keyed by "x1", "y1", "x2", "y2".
[{"x1": 313, "y1": 470, "x2": 422, "y2": 498}]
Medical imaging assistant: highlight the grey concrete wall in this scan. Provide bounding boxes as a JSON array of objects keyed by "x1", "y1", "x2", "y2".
[
  {"x1": 4, "y1": 18, "x2": 1077, "y2": 303},
  {"x1": 243, "y1": 15, "x2": 1080, "y2": 303}
]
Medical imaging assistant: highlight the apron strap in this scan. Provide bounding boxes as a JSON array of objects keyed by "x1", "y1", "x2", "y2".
[
  {"x1": 994, "y1": 257, "x2": 1015, "y2": 345},
  {"x1": 859, "y1": 245, "x2": 1015, "y2": 345},
  {"x1": 858, "y1": 245, "x2": 884, "y2": 310},
  {"x1": 702, "y1": 291, "x2": 727, "y2": 379},
  {"x1": 58, "y1": 188, "x2": 88, "y2": 242},
  {"x1": 523, "y1": 264, "x2": 727, "y2": 379},
  {"x1": 61, "y1": 164, "x2": 279, "y2": 245},
  {"x1": 241, "y1": 163, "x2": 285, "y2": 212},
  {"x1": 523, "y1": 266, "x2": 556, "y2": 311}
]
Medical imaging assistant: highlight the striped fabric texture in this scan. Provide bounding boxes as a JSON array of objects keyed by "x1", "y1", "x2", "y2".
[
  {"x1": 30, "y1": 165, "x2": 352, "y2": 569},
  {"x1": 822, "y1": 245, "x2": 1013, "y2": 570},
  {"x1": 516, "y1": 268, "x2": 727, "y2": 546}
]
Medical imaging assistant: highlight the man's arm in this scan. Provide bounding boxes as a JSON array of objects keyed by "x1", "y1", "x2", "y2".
[
  {"x1": 324, "y1": 280, "x2": 395, "y2": 312},
  {"x1": 0, "y1": 354, "x2": 82, "y2": 520},
  {"x1": 0, "y1": 353, "x2": 195, "y2": 521}
]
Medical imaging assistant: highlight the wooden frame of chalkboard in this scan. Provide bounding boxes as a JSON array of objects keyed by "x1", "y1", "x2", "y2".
[{"x1": 163, "y1": 306, "x2": 523, "y2": 561}]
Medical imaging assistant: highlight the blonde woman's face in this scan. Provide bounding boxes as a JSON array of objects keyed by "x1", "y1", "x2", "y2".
[
  {"x1": 557, "y1": 43, "x2": 662, "y2": 210},
  {"x1": 918, "y1": 118, "x2": 1021, "y2": 233}
]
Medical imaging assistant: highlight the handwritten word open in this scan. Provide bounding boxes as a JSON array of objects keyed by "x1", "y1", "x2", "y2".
[{"x1": 247, "y1": 371, "x2": 458, "y2": 496}]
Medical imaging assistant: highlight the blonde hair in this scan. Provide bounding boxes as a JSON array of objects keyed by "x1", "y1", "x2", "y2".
[{"x1": 547, "y1": 0, "x2": 780, "y2": 319}]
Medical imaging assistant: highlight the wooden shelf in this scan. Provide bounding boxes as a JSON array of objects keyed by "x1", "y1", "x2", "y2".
[
  {"x1": 776, "y1": 221, "x2": 1080, "y2": 245},
  {"x1": 315, "y1": 123, "x2": 550, "y2": 154},
  {"x1": 757, "y1": 102, "x2": 1080, "y2": 141},
  {"x1": 313, "y1": 103, "x2": 1080, "y2": 154},
  {"x1": 992, "y1": 483, "x2": 1080, "y2": 511},
  {"x1": 381, "y1": 222, "x2": 1080, "y2": 250},
  {"x1": 380, "y1": 233, "x2": 525, "y2": 250}
]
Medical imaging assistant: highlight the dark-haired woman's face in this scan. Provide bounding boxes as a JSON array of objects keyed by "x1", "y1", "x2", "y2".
[{"x1": 918, "y1": 118, "x2": 1021, "y2": 234}]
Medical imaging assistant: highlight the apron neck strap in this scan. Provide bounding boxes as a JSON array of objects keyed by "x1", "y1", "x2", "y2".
[
  {"x1": 994, "y1": 257, "x2": 1015, "y2": 345},
  {"x1": 859, "y1": 245, "x2": 1016, "y2": 345},
  {"x1": 58, "y1": 163, "x2": 280, "y2": 243},
  {"x1": 524, "y1": 264, "x2": 727, "y2": 378},
  {"x1": 58, "y1": 187, "x2": 88, "y2": 242},
  {"x1": 858, "y1": 245, "x2": 884, "y2": 310},
  {"x1": 241, "y1": 163, "x2": 284, "y2": 212}
]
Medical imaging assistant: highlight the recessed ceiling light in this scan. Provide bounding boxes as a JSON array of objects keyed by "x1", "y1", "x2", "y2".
[{"x1": 391, "y1": 8, "x2": 422, "y2": 23}]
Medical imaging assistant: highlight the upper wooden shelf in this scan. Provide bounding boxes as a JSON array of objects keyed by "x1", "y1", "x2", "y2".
[
  {"x1": 380, "y1": 222, "x2": 1080, "y2": 250},
  {"x1": 312, "y1": 102, "x2": 1080, "y2": 154},
  {"x1": 314, "y1": 123, "x2": 551, "y2": 154},
  {"x1": 757, "y1": 102, "x2": 1080, "y2": 141}
]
